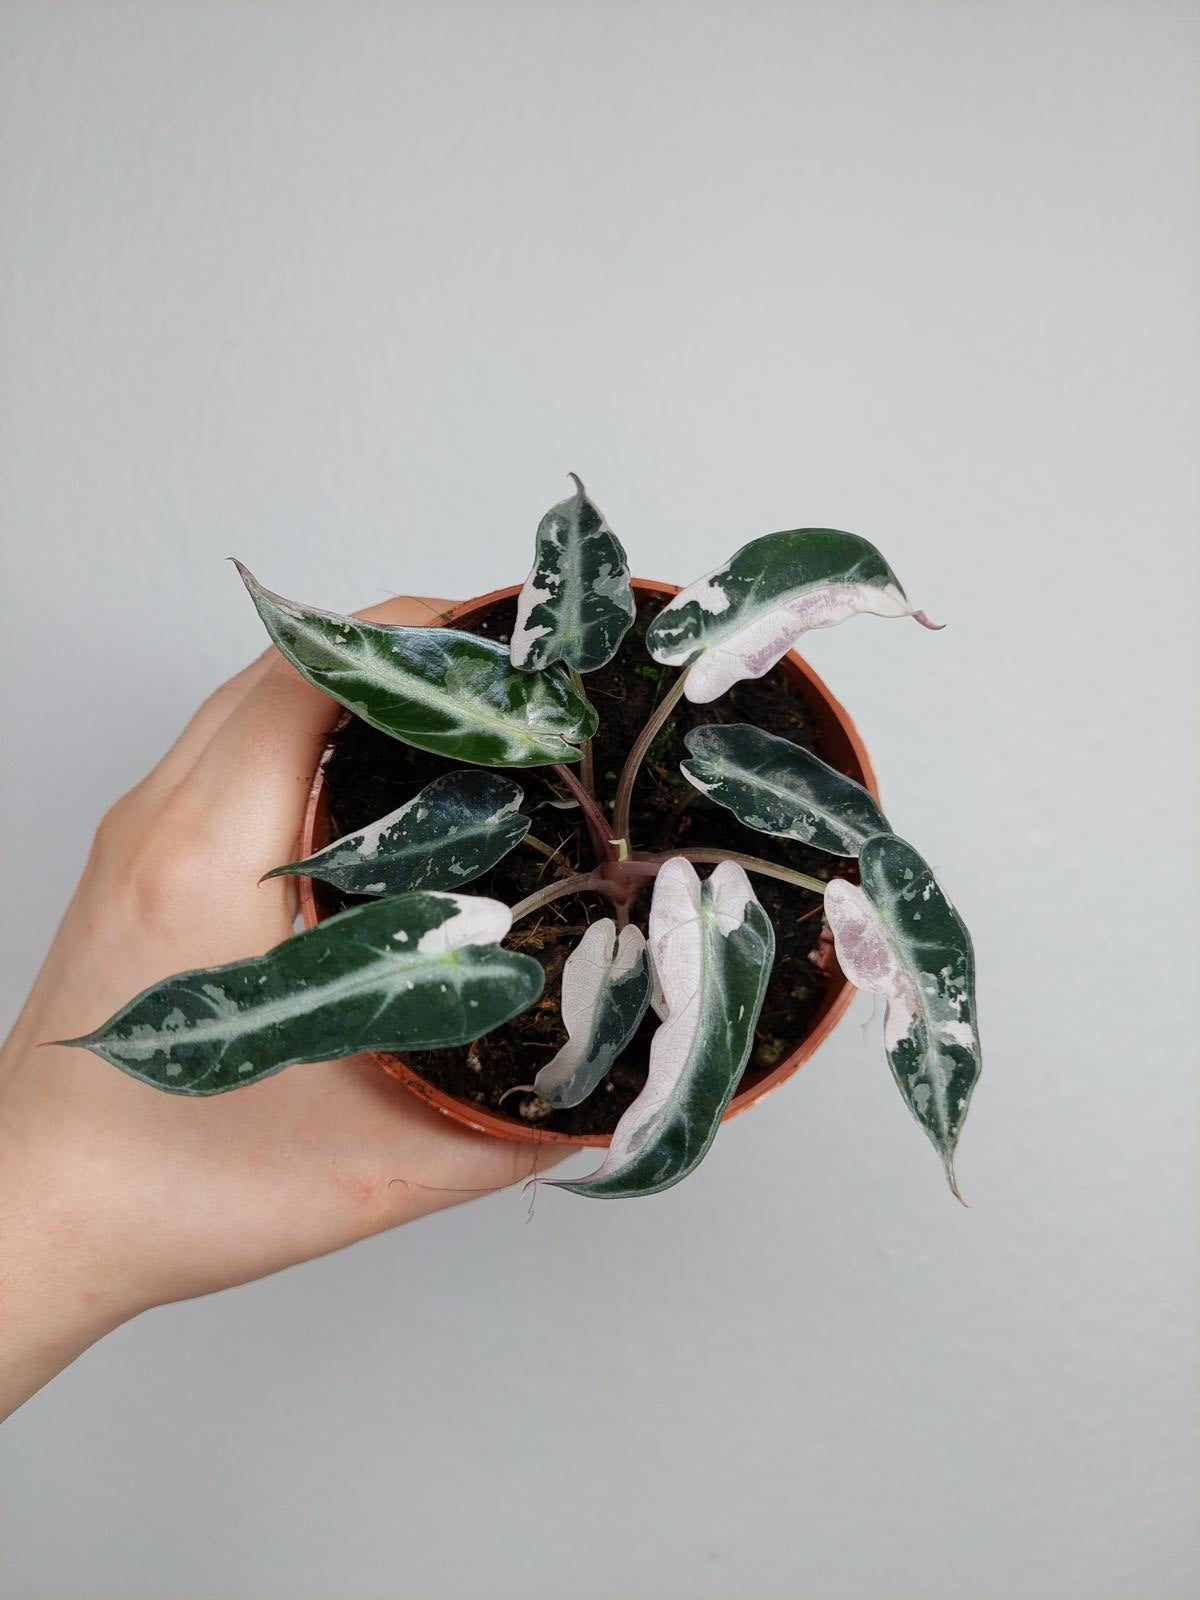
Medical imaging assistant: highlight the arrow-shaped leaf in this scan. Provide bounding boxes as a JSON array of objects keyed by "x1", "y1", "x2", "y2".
[
  {"x1": 61, "y1": 894, "x2": 543, "y2": 1094},
  {"x1": 510, "y1": 475, "x2": 636, "y2": 673},
  {"x1": 646, "y1": 529, "x2": 940, "y2": 704},
  {"x1": 236, "y1": 564, "x2": 597, "y2": 766},
  {"x1": 265, "y1": 770, "x2": 530, "y2": 896},
  {"x1": 824, "y1": 835, "x2": 980, "y2": 1197},
  {"x1": 681, "y1": 723, "x2": 891, "y2": 856},
  {"x1": 532, "y1": 919, "x2": 652, "y2": 1109},
  {"x1": 548, "y1": 859, "x2": 774, "y2": 1198}
]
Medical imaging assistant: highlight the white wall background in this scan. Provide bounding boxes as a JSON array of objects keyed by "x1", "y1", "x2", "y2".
[{"x1": 1, "y1": 2, "x2": 1197, "y2": 1596}]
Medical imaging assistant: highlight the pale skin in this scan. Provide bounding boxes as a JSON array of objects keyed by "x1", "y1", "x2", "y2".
[{"x1": 0, "y1": 595, "x2": 571, "y2": 1422}]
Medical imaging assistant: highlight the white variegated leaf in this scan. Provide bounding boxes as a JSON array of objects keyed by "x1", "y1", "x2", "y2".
[
  {"x1": 681, "y1": 722, "x2": 890, "y2": 856},
  {"x1": 235, "y1": 564, "x2": 597, "y2": 766},
  {"x1": 824, "y1": 835, "x2": 980, "y2": 1198},
  {"x1": 62, "y1": 894, "x2": 543, "y2": 1093},
  {"x1": 532, "y1": 920, "x2": 652, "y2": 1108},
  {"x1": 265, "y1": 770, "x2": 529, "y2": 896},
  {"x1": 646, "y1": 529, "x2": 941, "y2": 704},
  {"x1": 510, "y1": 475, "x2": 636, "y2": 673},
  {"x1": 548, "y1": 859, "x2": 774, "y2": 1198}
]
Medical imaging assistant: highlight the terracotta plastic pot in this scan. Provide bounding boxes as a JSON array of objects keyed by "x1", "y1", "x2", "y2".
[{"x1": 297, "y1": 579, "x2": 879, "y2": 1146}]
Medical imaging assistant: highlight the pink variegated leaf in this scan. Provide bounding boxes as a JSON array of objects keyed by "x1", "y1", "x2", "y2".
[
  {"x1": 544, "y1": 859, "x2": 774, "y2": 1199},
  {"x1": 646, "y1": 529, "x2": 941, "y2": 704},
  {"x1": 532, "y1": 920, "x2": 651, "y2": 1109},
  {"x1": 825, "y1": 834, "x2": 980, "y2": 1199}
]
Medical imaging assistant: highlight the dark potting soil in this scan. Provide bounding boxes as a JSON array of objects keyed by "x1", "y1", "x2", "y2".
[{"x1": 318, "y1": 593, "x2": 855, "y2": 1137}]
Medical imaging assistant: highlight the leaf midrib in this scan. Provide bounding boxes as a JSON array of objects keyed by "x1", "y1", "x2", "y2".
[
  {"x1": 333, "y1": 812, "x2": 523, "y2": 868},
  {"x1": 113, "y1": 946, "x2": 470, "y2": 1054},
  {"x1": 699, "y1": 756, "x2": 873, "y2": 840},
  {"x1": 304, "y1": 617, "x2": 580, "y2": 754}
]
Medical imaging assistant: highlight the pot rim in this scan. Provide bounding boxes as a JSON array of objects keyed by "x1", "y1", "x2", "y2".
[{"x1": 297, "y1": 578, "x2": 878, "y2": 1146}]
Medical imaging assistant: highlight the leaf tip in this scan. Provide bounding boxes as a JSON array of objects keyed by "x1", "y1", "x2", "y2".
[
  {"x1": 229, "y1": 558, "x2": 266, "y2": 602},
  {"x1": 912, "y1": 610, "x2": 945, "y2": 631},
  {"x1": 944, "y1": 1158, "x2": 968, "y2": 1206},
  {"x1": 567, "y1": 471, "x2": 585, "y2": 496}
]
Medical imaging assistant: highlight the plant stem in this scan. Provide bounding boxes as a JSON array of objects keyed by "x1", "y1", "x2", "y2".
[
  {"x1": 509, "y1": 846, "x2": 827, "y2": 931},
  {"x1": 611, "y1": 669, "x2": 689, "y2": 844},
  {"x1": 509, "y1": 871, "x2": 617, "y2": 924},
  {"x1": 580, "y1": 740, "x2": 596, "y2": 799},
  {"x1": 630, "y1": 849, "x2": 829, "y2": 896},
  {"x1": 568, "y1": 668, "x2": 597, "y2": 798},
  {"x1": 553, "y1": 763, "x2": 615, "y2": 862}
]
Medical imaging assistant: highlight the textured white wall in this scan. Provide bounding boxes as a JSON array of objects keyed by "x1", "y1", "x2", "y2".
[{"x1": 1, "y1": 3, "x2": 1197, "y2": 1596}]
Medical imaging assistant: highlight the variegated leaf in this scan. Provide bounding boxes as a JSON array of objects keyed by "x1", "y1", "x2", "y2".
[
  {"x1": 236, "y1": 564, "x2": 597, "y2": 766},
  {"x1": 824, "y1": 835, "x2": 980, "y2": 1198},
  {"x1": 532, "y1": 919, "x2": 652, "y2": 1109},
  {"x1": 645, "y1": 529, "x2": 940, "y2": 704},
  {"x1": 681, "y1": 723, "x2": 890, "y2": 856},
  {"x1": 510, "y1": 475, "x2": 636, "y2": 673},
  {"x1": 265, "y1": 770, "x2": 529, "y2": 896},
  {"x1": 62, "y1": 894, "x2": 543, "y2": 1094},
  {"x1": 548, "y1": 859, "x2": 774, "y2": 1198}
]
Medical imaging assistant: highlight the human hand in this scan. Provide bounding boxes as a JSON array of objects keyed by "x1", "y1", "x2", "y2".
[{"x1": 0, "y1": 595, "x2": 569, "y2": 1419}]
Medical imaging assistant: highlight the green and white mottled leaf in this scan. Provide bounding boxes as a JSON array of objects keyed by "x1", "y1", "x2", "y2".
[
  {"x1": 235, "y1": 563, "x2": 597, "y2": 766},
  {"x1": 681, "y1": 723, "x2": 891, "y2": 857},
  {"x1": 824, "y1": 835, "x2": 980, "y2": 1198},
  {"x1": 548, "y1": 859, "x2": 774, "y2": 1199},
  {"x1": 510, "y1": 475, "x2": 636, "y2": 673},
  {"x1": 532, "y1": 919, "x2": 652, "y2": 1109},
  {"x1": 646, "y1": 529, "x2": 941, "y2": 704},
  {"x1": 264, "y1": 770, "x2": 530, "y2": 897},
  {"x1": 62, "y1": 894, "x2": 543, "y2": 1094}
]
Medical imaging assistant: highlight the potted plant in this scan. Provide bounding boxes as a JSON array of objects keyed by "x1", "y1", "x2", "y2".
[{"x1": 64, "y1": 478, "x2": 981, "y2": 1200}]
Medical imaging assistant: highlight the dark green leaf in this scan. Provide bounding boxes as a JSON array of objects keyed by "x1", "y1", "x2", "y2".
[
  {"x1": 235, "y1": 563, "x2": 597, "y2": 766},
  {"x1": 510, "y1": 475, "x2": 636, "y2": 673},
  {"x1": 681, "y1": 723, "x2": 890, "y2": 856},
  {"x1": 62, "y1": 894, "x2": 543, "y2": 1094},
  {"x1": 265, "y1": 770, "x2": 529, "y2": 896}
]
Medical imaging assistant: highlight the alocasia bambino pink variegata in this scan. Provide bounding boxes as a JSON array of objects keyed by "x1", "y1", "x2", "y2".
[{"x1": 64, "y1": 478, "x2": 980, "y2": 1201}]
